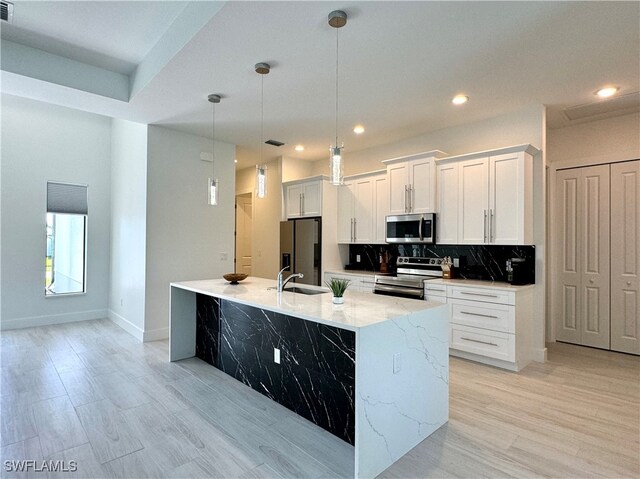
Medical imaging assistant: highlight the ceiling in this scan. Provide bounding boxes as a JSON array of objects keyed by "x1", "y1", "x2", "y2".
[{"x1": 2, "y1": 1, "x2": 639, "y2": 169}]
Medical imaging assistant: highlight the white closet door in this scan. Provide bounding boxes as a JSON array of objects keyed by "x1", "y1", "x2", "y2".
[
  {"x1": 611, "y1": 160, "x2": 640, "y2": 355},
  {"x1": 580, "y1": 165, "x2": 610, "y2": 349},
  {"x1": 555, "y1": 168, "x2": 582, "y2": 344}
]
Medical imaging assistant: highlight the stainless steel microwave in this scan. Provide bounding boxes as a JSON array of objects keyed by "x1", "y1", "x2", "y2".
[{"x1": 385, "y1": 213, "x2": 436, "y2": 244}]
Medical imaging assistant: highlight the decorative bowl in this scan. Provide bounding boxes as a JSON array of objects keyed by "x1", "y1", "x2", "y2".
[{"x1": 223, "y1": 273, "x2": 248, "y2": 285}]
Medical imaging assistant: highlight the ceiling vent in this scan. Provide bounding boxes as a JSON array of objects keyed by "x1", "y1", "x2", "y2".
[
  {"x1": 1, "y1": 1, "x2": 13, "y2": 23},
  {"x1": 563, "y1": 92, "x2": 640, "y2": 122},
  {"x1": 265, "y1": 139, "x2": 285, "y2": 147}
]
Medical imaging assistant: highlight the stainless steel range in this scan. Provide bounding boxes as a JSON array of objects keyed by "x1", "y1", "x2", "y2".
[{"x1": 374, "y1": 257, "x2": 444, "y2": 299}]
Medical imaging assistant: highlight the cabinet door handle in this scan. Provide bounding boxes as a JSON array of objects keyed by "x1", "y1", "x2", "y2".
[
  {"x1": 483, "y1": 210, "x2": 488, "y2": 242},
  {"x1": 460, "y1": 311, "x2": 499, "y2": 319},
  {"x1": 410, "y1": 185, "x2": 414, "y2": 212},
  {"x1": 460, "y1": 337, "x2": 499, "y2": 347},
  {"x1": 350, "y1": 218, "x2": 354, "y2": 242},
  {"x1": 354, "y1": 218, "x2": 357, "y2": 241},
  {"x1": 404, "y1": 185, "x2": 409, "y2": 213},
  {"x1": 460, "y1": 291, "x2": 498, "y2": 298},
  {"x1": 490, "y1": 209, "x2": 494, "y2": 242},
  {"x1": 299, "y1": 194, "x2": 302, "y2": 216}
]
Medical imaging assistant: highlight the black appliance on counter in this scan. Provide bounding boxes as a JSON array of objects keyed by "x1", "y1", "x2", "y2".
[
  {"x1": 374, "y1": 257, "x2": 443, "y2": 299},
  {"x1": 506, "y1": 257, "x2": 532, "y2": 285},
  {"x1": 280, "y1": 218, "x2": 321, "y2": 286}
]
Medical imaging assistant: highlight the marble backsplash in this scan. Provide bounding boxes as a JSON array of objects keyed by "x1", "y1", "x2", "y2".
[{"x1": 346, "y1": 243, "x2": 535, "y2": 282}]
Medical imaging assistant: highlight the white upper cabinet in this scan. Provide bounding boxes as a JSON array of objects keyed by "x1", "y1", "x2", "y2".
[
  {"x1": 489, "y1": 152, "x2": 532, "y2": 244},
  {"x1": 458, "y1": 157, "x2": 490, "y2": 244},
  {"x1": 374, "y1": 174, "x2": 389, "y2": 243},
  {"x1": 436, "y1": 162, "x2": 459, "y2": 244},
  {"x1": 384, "y1": 151, "x2": 447, "y2": 215},
  {"x1": 337, "y1": 181, "x2": 354, "y2": 243},
  {"x1": 436, "y1": 145, "x2": 536, "y2": 245},
  {"x1": 337, "y1": 171, "x2": 386, "y2": 244},
  {"x1": 286, "y1": 180, "x2": 322, "y2": 218}
]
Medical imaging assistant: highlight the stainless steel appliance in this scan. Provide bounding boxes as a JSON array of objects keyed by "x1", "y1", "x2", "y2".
[
  {"x1": 374, "y1": 256, "x2": 444, "y2": 299},
  {"x1": 385, "y1": 213, "x2": 436, "y2": 244},
  {"x1": 280, "y1": 218, "x2": 321, "y2": 286}
]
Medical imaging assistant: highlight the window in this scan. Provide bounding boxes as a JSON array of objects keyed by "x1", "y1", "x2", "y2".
[{"x1": 45, "y1": 182, "x2": 88, "y2": 296}]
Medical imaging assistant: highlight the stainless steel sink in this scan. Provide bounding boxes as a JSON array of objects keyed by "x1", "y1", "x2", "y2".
[{"x1": 283, "y1": 286, "x2": 328, "y2": 295}]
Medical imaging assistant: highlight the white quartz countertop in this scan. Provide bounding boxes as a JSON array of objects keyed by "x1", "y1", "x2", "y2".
[
  {"x1": 326, "y1": 269, "x2": 534, "y2": 291},
  {"x1": 171, "y1": 277, "x2": 445, "y2": 331}
]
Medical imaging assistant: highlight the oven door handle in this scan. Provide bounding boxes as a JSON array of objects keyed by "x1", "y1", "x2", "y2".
[{"x1": 374, "y1": 284, "x2": 424, "y2": 298}]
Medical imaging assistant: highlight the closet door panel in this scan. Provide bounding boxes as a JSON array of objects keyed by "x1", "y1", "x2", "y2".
[
  {"x1": 611, "y1": 160, "x2": 640, "y2": 354},
  {"x1": 555, "y1": 169, "x2": 582, "y2": 344},
  {"x1": 580, "y1": 165, "x2": 610, "y2": 349}
]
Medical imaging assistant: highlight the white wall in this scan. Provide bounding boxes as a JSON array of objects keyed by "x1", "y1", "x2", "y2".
[
  {"x1": 282, "y1": 156, "x2": 315, "y2": 182},
  {"x1": 236, "y1": 159, "x2": 283, "y2": 279},
  {"x1": 144, "y1": 126, "x2": 235, "y2": 340},
  {"x1": 109, "y1": 119, "x2": 148, "y2": 340},
  {"x1": 312, "y1": 105, "x2": 546, "y2": 176},
  {"x1": 1, "y1": 95, "x2": 111, "y2": 329},
  {"x1": 547, "y1": 112, "x2": 640, "y2": 166}
]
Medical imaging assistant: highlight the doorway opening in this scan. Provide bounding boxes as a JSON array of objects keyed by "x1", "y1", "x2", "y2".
[{"x1": 235, "y1": 193, "x2": 253, "y2": 275}]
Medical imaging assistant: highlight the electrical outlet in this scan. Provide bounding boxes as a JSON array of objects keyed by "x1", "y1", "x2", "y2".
[
  {"x1": 453, "y1": 257, "x2": 460, "y2": 268},
  {"x1": 220, "y1": 252, "x2": 228, "y2": 261},
  {"x1": 120, "y1": 298, "x2": 123, "y2": 307},
  {"x1": 274, "y1": 348, "x2": 281, "y2": 364},
  {"x1": 393, "y1": 353, "x2": 402, "y2": 374},
  {"x1": 356, "y1": 254, "x2": 361, "y2": 262}
]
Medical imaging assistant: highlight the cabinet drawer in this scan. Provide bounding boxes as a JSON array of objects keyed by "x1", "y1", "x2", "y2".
[
  {"x1": 450, "y1": 299, "x2": 513, "y2": 333},
  {"x1": 450, "y1": 324, "x2": 515, "y2": 362},
  {"x1": 449, "y1": 286, "x2": 514, "y2": 305},
  {"x1": 425, "y1": 293, "x2": 447, "y2": 304},
  {"x1": 424, "y1": 283, "x2": 447, "y2": 294}
]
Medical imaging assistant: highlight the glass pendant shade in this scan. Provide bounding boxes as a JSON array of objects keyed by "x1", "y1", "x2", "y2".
[
  {"x1": 208, "y1": 177, "x2": 219, "y2": 206},
  {"x1": 256, "y1": 165, "x2": 267, "y2": 199},
  {"x1": 329, "y1": 146, "x2": 344, "y2": 185}
]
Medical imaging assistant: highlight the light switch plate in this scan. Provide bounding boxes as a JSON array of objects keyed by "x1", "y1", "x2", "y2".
[
  {"x1": 274, "y1": 348, "x2": 281, "y2": 364},
  {"x1": 220, "y1": 252, "x2": 228, "y2": 261},
  {"x1": 356, "y1": 254, "x2": 361, "y2": 262}
]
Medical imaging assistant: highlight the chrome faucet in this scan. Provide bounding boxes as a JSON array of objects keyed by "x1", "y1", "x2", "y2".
[{"x1": 276, "y1": 266, "x2": 304, "y2": 292}]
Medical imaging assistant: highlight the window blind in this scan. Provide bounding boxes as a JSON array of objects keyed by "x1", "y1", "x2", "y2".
[{"x1": 47, "y1": 181, "x2": 88, "y2": 215}]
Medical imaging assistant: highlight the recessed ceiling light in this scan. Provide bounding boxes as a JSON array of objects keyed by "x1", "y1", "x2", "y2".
[
  {"x1": 234, "y1": 159, "x2": 238, "y2": 163},
  {"x1": 452, "y1": 95, "x2": 469, "y2": 105},
  {"x1": 295, "y1": 145, "x2": 305, "y2": 152},
  {"x1": 353, "y1": 125, "x2": 365, "y2": 134},
  {"x1": 595, "y1": 86, "x2": 619, "y2": 98}
]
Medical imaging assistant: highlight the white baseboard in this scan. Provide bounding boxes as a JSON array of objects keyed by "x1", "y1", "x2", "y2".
[
  {"x1": 107, "y1": 310, "x2": 167, "y2": 342},
  {"x1": 532, "y1": 347, "x2": 548, "y2": 362},
  {"x1": 143, "y1": 327, "x2": 168, "y2": 342},
  {"x1": 0, "y1": 309, "x2": 108, "y2": 330},
  {"x1": 108, "y1": 310, "x2": 144, "y2": 342}
]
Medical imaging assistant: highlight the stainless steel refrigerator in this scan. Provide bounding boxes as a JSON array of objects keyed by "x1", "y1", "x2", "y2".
[{"x1": 280, "y1": 218, "x2": 322, "y2": 286}]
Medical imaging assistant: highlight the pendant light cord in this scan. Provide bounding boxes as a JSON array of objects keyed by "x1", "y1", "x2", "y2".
[
  {"x1": 260, "y1": 74, "x2": 264, "y2": 167},
  {"x1": 335, "y1": 26, "x2": 339, "y2": 147},
  {"x1": 211, "y1": 102, "x2": 216, "y2": 180}
]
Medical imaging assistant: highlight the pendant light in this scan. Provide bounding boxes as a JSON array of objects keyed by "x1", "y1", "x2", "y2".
[
  {"x1": 328, "y1": 10, "x2": 347, "y2": 186},
  {"x1": 255, "y1": 62, "x2": 270, "y2": 199},
  {"x1": 207, "y1": 93, "x2": 221, "y2": 206}
]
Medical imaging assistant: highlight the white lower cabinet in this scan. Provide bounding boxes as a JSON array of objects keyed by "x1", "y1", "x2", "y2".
[
  {"x1": 450, "y1": 324, "x2": 515, "y2": 363},
  {"x1": 443, "y1": 283, "x2": 533, "y2": 371}
]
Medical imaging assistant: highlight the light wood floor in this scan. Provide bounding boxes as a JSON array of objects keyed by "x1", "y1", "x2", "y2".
[{"x1": 1, "y1": 319, "x2": 638, "y2": 479}]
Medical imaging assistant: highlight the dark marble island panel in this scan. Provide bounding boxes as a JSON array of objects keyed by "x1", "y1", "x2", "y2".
[{"x1": 195, "y1": 295, "x2": 356, "y2": 444}]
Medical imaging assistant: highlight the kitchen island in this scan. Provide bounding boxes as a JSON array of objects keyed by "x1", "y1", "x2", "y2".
[{"x1": 170, "y1": 277, "x2": 448, "y2": 478}]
